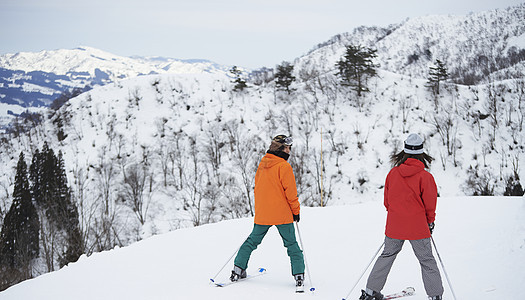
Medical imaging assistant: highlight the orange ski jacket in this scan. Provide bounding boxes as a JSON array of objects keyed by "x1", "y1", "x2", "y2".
[{"x1": 254, "y1": 153, "x2": 300, "y2": 225}]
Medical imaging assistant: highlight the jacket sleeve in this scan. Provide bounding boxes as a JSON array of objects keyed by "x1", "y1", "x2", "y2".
[
  {"x1": 384, "y1": 170, "x2": 391, "y2": 211},
  {"x1": 421, "y1": 172, "x2": 438, "y2": 224},
  {"x1": 280, "y1": 162, "x2": 300, "y2": 215}
]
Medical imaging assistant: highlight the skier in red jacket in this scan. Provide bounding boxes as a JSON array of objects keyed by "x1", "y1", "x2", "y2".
[{"x1": 360, "y1": 133, "x2": 444, "y2": 300}]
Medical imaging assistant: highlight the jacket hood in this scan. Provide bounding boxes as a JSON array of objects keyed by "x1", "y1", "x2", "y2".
[
  {"x1": 397, "y1": 158, "x2": 425, "y2": 177},
  {"x1": 260, "y1": 153, "x2": 286, "y2": 169}
]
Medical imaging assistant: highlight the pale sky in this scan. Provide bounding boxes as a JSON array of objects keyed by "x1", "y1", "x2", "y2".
[{"x1": 1, "y1": 0, "x2": 523, "y2": 69}]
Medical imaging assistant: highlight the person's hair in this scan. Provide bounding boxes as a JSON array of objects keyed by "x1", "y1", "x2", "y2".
[
  {"x1": 390, "y1": 150, "x2": 434, "y2": 168},
  {"x1": 268, "y1": 140, "x2": 285, "y2": 152}
]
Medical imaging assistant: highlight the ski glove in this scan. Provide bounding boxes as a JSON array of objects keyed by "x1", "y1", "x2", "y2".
[
  {"x1": 428, "y1": 222, "x2": 435, "y2": 234},
  {"x1": 293, "y1": 214, "x2": 300, "y2": 222}
]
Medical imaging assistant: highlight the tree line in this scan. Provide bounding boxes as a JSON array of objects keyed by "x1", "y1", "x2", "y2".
[{"x1": 0, "y1": 143, "x2": 82, "y2": 290}]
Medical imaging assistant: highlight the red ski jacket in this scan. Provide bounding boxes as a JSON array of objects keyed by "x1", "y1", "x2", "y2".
[{"x1": 384, "y1": 158, "x2": 437, "y2": 240}]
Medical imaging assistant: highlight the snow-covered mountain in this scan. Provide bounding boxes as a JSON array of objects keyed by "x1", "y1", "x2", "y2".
[
  {"x1": 0, "y1": 46, "x2": 229, "y2": 77},
  {"x1": 296, "y1": 3, "x2": 525, "y2": 84},
  {"x1": 0, "y1": 3, "x2": 524, "y2": 293},
  {"x1": 1, "y1": 64, "x2": 522, "y2": 244},
  {"x1": 0, "y1": 196, "x2": 523, "y2": 299},
  {"x1": 0, "y1": 46, "x2": 232, "y2": 118}
]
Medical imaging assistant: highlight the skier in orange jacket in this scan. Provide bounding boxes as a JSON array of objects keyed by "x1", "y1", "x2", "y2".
[{"x1": 230, "y1": 135, "x2": 305, "y2": 292}]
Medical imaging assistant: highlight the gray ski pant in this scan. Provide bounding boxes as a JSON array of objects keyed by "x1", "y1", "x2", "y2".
[{"x1": 366, "y1": 236, "x2": 444, "y2": 297}]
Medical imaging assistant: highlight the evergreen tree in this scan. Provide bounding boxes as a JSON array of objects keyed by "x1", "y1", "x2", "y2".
[
  {"x1": 56, "y1": 151, "x2": 83, "y2": 266},
  {"x1": 427, "y1": 59, "x2": 449, "y2": 95},
  {"x1": 504, "y1": 173, "x2": 524, "y2": 196},
  {"x1": 31, "y1": 143, "x2": 61, "y2": 223},
  {"x1": 0, "y1": 152, "x2": 39, "y2": 290},
  {"x1": 230, "y1": 66, "x2": 247, "y2": 91},
  {"x1": 336, "y1": 45, "x2": 379, "y2": 97},
  {"x1": 275, "y1": 61, "x2": 295, "y2": 94},
  {"x1": 29, "y1": 143, "x2": 83, "y2": 270}
]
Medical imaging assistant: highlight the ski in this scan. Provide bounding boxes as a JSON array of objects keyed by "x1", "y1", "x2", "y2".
[
  {"x1": 344, "y1": 287, "x2": 414, "y2": 300},
  {"x1": 212, "y1": 268, "x2": 267, "y2": 287},
  {"x1": 384, "y1": 287, "x2": 416, "y2": 299}
]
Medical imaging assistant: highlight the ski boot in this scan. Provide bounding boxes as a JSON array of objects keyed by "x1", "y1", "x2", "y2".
[
  {"x1": 359, "y1": 289, "x2": 384, "y2": 300},
  {"x1": 428, "y1": 296, "x2": 442, "y2": 300},
  {"x1": 229, "y1": 265, "x2": 247, "y2": 282},
  {"x1": 294, "y1": 273, "x2": 305, "y2": 293}
]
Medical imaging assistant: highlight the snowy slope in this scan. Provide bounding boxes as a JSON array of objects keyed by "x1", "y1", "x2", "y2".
[
  {"x1": 0, "y1": 196, "x2": 523, "y2": 300},
  {"x1": 296, "y1": 3, "x2": 525, "y2": 83},
  {"x1": 1, "y1": 65, "x2": 523, "y2": 247}
]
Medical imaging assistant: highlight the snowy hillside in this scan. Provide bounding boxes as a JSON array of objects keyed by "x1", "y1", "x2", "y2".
[
  {"x1": 0, "y1": 196, "x2": 523, "y2": 300},
  {"x1": 1, "y1": 59, "x2": 524, "y2": 238},
  {"x1": 296, "y1": 3, "x2": 525, "y2": 84},
  {"x1": 0, "y1": 46, "x2": 232, "y2": 123}
]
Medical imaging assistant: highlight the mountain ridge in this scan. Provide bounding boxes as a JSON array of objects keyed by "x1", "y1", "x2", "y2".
[
  {"x1": 0, "y1": 3, "x2": 523, "y2": 292},
  {"x1": 0, "y1": 46, "x2": 231, "y2": 76},
  {"x1": 298, "y1": 3, "x2": 525, "y2": 84},
  {"x1": 0, "y1": 46, "x2": 232, "y2": 113}
]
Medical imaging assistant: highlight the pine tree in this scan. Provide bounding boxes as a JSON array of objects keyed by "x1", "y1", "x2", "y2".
[
  {"x1": 504, "y1": 173, "x2": 524, "y2": 196},
  {"x1": 275, "y1": 61, "x2": 295, "y2": 94},
  {"x1": 336, "y1": 45, "x2": 379, "y2": 97},
  {"x1": 230, "y1": 66, "x2": 247, "y2": 92},
  {"x1": 0, "y1": 152, "x2": 39, "y2": 290},
  {"x1": 56, "y1": 151, "x2": 83, "y2": 266},
  {"x1": 29, "y1": 143, "x2": 83, "y2": 270},
  {"x1": 427, "y1": 59, "x2": 449, "y2": 95}
]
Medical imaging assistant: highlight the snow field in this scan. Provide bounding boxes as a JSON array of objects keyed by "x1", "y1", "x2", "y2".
[{"x1": 1, "y1": 196, "x2": 523, "y2": 300}]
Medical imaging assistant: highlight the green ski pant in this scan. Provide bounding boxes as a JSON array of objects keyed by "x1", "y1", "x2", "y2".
[{"x1": 234, "y1": 223, "x2": 305, "y2": 275}]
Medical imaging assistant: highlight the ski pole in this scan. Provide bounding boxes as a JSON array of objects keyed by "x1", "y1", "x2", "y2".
[
  {"x1": 342, "y1": 241, "x2": 385, "y2": 300},
  {"x1": 209, "y1": 243, "x2": 242, "y2": 283},
  {"x1": 431, "y1": 236, "x2": 458, "y2": 300},
  {"x1": 295, "y1": 221, "x2": 316, "y2": 292}
]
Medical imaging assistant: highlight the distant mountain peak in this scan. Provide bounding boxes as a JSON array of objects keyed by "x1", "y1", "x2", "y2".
[
  {"x1": 0, "y1": 46, "x2": 229, "y2": 76},
  {"x1": 0, "y1": 46, "x2": 231, "y2": 115}
]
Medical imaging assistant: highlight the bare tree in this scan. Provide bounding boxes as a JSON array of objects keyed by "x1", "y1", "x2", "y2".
[
  {"x1": 399, "y1": 96, "x2": 412, "y2": 134},
  {"x1": 224, "y1": 122, "x2": 262, "y2": 217},
  {"x1": 513, "y1": 79, "x2": 525, "y2": 131},
  {"x1": 484, "y1": 82, "x2": 506, "y2": 150},
  {"x1": 178, "y1": 135, "x2": 206, "y2": 226},
  {"x1": 165, "y1": 131, "x2": 187, "y2": 191},
  {"x1": 221, "y1": 175, "x2": 249, "y2": 219},
  {"x1": 38, "y1": 212, "x2": 56, "y2": 272},
  {"x1": 119, "y1": 162, "x2": 151, "y2": 225},
  {"x1": 204, "y1": 121, "x2": 226, "y2": 179},
  {"x1": 70, "y1": 161, "x2": 98, "y2": 256},
  {"x1": 155, "y1": 139, "x2": 170, "y2": 188},
  {"x1": 92, "y1": 145, "x2": 121, "y2": 251},
  {"x1": 430, "y1": 102, "x2": 459, "y2": 168}
]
